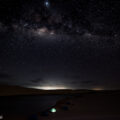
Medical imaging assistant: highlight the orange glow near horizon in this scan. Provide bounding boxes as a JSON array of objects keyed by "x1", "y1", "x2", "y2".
[{"x1": 92, "y1": 87, "x2": 104, "y2": 91}]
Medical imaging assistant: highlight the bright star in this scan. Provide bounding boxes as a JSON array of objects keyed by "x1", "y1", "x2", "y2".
[{"x1": 44, "y1": 0, "x2": 50, "y2": 8}]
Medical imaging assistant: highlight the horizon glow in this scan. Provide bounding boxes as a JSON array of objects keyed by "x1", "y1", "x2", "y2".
[{"x1": 29, "y1": 86, "x2": 68, "y2": 90}]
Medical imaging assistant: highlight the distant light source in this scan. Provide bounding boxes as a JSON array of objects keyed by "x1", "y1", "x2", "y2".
[
  {"x1": 92, "y1": 87, "x2": 104, "y2": 91},
  {"x1": 29, "y1": 85, "x2": 67, "y2": 90},
  {"x1": 44, "y1": 0, "x2": 50, "y2": 8},
  {"x1": 50, "y1": 108, "x2": 56, "y2": 113},
  {"x1": 0, "y1": 115, "x2": 3, "y2": 119}
]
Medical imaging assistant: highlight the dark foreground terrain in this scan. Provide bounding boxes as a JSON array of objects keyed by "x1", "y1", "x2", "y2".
[{"x1": 0, "y1": 86, "x2": 120, "y2": 120}]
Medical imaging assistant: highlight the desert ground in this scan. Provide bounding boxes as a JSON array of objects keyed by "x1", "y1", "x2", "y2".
[{"x1": 0, "y1": 85, "x2": 120, "y2": 120}]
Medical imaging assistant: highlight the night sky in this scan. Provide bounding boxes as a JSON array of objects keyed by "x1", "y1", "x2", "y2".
[{"x1": 0, "y1": 0, "x2": 120, "y2": 90}]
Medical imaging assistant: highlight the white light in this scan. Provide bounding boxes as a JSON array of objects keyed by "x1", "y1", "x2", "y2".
[
  {"x1": 31, "y1": 86, "x2": 67, "y2": 90},
  {"x1": 50, "y1": 108, "x2": 56, "y2": 113},
  {"x1": 0, "y1": 115, "x2": 3, "y2": 119},
  {"x1": 45, "y1": 2, "x2": 49, "y2": 6},
  {"x1": 44, "y1": 0, "x2": 50, "y2": 7}
]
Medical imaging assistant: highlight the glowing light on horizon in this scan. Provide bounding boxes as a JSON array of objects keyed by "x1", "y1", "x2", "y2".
[
  {"x1": 92, "y1": 87, "x2": 104, "y2": 91},
  {"x1": 30, "y1": 86, "x2": 67, "y2": 90}
]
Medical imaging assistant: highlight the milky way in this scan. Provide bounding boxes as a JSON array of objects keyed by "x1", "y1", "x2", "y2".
[{"x1": 0, "y1": 0, "x2": 120, "y2": 90}]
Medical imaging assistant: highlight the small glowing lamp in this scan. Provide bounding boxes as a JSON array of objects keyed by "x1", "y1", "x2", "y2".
[{"x1": 50, "y1": 108, "x2": 56, "y2": 113}]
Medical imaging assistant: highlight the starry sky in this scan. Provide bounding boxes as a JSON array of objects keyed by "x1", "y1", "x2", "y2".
[{"x1": 0, "y1": 0, "x2": 120, "y2": 90}]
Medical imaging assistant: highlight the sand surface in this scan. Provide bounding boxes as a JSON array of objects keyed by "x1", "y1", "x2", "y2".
[
  {"x1": 37, "y1": 92, "x2": 120, "y2": 120},
  {"x1": 3, "y1": 91, "x2": 120, "y2": 120}
]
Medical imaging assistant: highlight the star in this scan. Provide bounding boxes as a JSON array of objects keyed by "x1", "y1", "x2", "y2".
[{"x1": 44, "y1": 0, "x2": 50, "y2": 8}]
